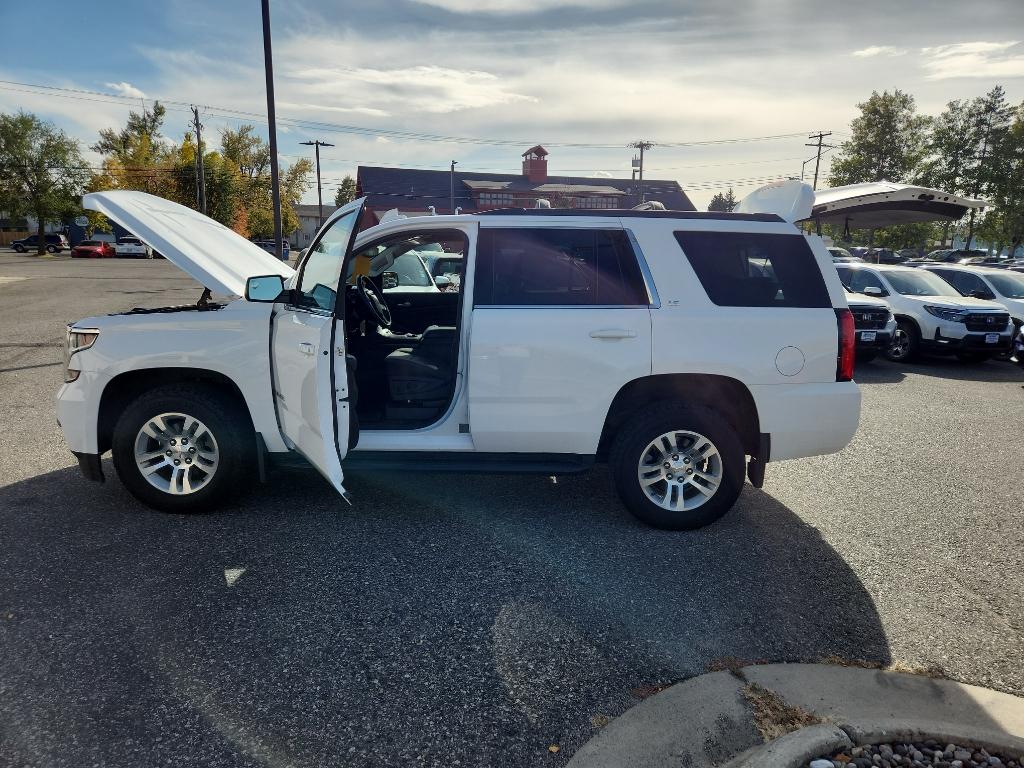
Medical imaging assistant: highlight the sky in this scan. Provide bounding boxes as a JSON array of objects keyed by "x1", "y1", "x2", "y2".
[{"x1": 2, "y1": 0, "x2": 1024, "y2": 210}]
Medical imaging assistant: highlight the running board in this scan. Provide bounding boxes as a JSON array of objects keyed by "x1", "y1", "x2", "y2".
[{"x1": 342, "y1": 451, "x2": 596, "y2": 475}]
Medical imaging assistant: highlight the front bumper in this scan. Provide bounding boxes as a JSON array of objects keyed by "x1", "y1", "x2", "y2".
[
  {"x1": 854, "y1": 329, "x2": 892, "y2": 350},
  {"x1": 923, "y1": 328, "x2": 1013, "y2": 353},
  {"x1": 56, "y1": 371, "x2": 106, "y2": 455}
]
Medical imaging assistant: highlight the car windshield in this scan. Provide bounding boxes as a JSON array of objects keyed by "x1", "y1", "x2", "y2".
[
  {"x1": 390, "y1": 253, "x2": 432, "y2": 287},
  {"x1": 986, "y1": 271, "x2": 1024, "y2": 299},
  {"x1": 884, "y1": 270, "x2": 961, "y2": 297}
]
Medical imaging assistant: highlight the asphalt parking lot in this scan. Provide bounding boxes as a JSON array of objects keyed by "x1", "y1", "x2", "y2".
[{"x1": 1, "y1": 251, "x2": 1022, "y2": 768}]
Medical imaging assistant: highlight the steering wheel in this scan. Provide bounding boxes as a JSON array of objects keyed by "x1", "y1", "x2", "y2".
[{"x1": 355, "y1": 274, "x2": 392, "y2": 328}]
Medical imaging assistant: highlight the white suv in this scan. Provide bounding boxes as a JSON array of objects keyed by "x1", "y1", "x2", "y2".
[
  {"x1": 918, "y1": 264, "x2": 1024, "y2": 341},
  {"x1": 834, "y1": 263, "x2": 1015, "y2": 363},
  {"x1": 56, "y1": 191, "x2": 860, "y2": 530}
]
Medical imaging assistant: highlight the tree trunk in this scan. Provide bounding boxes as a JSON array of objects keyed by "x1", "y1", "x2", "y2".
[{"x1": 35, "y1": 216, "x2": 46, "y2": 255}]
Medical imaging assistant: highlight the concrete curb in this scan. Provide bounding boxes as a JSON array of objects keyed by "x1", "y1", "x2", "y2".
[
  {"x1": 722, "y1": 724, "x2": 853, "y2": 768},
  {"x1": 566, "y1": 664, "x2": 1024, "y2": 768}
]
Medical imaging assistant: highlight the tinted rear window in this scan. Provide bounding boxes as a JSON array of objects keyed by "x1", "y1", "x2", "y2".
[{"x1": 674, "y1": 231, "x2": 831, "y2": 308}]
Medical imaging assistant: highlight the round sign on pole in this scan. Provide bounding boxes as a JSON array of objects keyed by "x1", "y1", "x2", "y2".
[{"x1": 74, "y1": 216, "x2": 89, "y2": 227}]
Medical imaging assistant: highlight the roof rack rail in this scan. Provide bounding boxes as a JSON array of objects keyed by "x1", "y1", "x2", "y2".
[{"x1": 476, "y1": 208, "x2": 784, "y2": 222}]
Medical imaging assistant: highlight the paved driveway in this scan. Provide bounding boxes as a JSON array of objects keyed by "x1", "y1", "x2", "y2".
[{"x1": 1, "y1": 254, "x2": 1022, "y2": 767}]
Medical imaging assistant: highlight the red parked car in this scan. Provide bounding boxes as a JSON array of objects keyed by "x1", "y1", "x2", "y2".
[{"x1": 70, "y1": 240, "x2": 116, "y2": 258}]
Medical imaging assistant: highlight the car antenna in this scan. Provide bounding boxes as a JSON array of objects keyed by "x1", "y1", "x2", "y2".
[{"x1": 197, "y1": 288, "x2": 212, "y2": 308}]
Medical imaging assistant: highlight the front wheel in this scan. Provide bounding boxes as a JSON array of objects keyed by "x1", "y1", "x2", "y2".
[
  {"x1": 46, "y1": 245, "x2": 57, "y2": 253},
  {"x1": 12, "y1": 244, "x2": 26, "y2": 253},
  {"x1": 609, "y1": 403, "x2": 745, "y2": 530},
  {"x1": 111, "y1": 384, "x2": 253, "y2": 513},
  {"x1": 886, "y1": 321, "x2": 918, "y2": 363}
]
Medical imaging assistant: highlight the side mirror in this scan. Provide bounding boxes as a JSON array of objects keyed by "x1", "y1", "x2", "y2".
[
  {"x1": 863, "y1": 286, "x2": 885, "y2": 297},
  {"x1": 382, "y1": 271, "x2": 399, "y2": 290},
  {"x1": 434, "y1": 275, "x2": 451, "y2": 288},
  {"x1": 245, "y1": 274, "x2": 285, "y2": 302}
]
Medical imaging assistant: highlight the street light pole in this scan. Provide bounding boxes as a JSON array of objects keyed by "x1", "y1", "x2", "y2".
[
  {"x1": 450, "y1": 160, "x2": 457, "y2": 213},
  {"x1": 301, "y1": 139, "x2": 334, "y2": 226},
  {"x1": 628, "y1": 141, "x2": 654, "y2": 202},
  {"x1": 261, "y1": 0, "x2": 284, "y2": 259}
]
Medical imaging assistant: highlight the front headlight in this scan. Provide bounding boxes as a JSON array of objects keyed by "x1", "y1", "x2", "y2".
[
  {"x1": 924, "y1": 305, "x2": 968, "y2": 323},
  {"x1": 64, "y1": 326, "x2": 99, "y2": 382}
]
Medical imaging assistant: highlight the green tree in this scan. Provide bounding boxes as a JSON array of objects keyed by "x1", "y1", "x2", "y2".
[
  {"x1": 977, "y1": 101, "x2": 1024, "y2": 255},
  {"x1": 829, "y1": 90, "x2": 931, "y2": 186},
  {"x1": 963, "y1": 86, "x2": 1013, "y2": 247},
  {"x1": 0, "y1": 111, "x2": 90, "y2": 254},
  {"x1": 334, "y1": 175, "x2": 357, "y2": 206},
  {"x1": 91, "y1": 102, "x2": 176, "y2": 198},
  {"x1": 707, "y1": 187, "x2": 737, "y2": 212}
]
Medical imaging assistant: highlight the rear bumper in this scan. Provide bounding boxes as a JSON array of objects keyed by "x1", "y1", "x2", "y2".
[{"x1": 750, "y1": 381, "x2": 861, "y2": 462}]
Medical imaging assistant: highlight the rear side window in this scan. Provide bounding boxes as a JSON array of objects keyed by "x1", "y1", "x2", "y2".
[
  {"x1": 674, "y1": 231, "x2": 831, "y2": 308},
  {"x1": 474, "y1": 228, "x2": 649, "y2": 306}
]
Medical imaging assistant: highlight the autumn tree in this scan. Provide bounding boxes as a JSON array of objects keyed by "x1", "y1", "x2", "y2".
[
  {"x1": 334, "y1": 175, "x2": 357, "y2": 206},
  {"x1": 829, "y1": 90, "x2": 930, "y2": 186},
  {"x1": 0, "y1": 111, "x2": 90, "y2": 253},
  {"x1": 707, "y1": 188, "x2": 737, "y2": 212}
]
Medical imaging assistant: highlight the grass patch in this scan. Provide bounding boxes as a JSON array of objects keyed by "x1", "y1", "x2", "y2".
[{"x1": 741, "y1": 682, "x2": 822, "y2": 742}]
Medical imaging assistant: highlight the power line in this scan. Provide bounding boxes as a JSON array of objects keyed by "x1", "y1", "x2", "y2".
[
  {"x1": 805, "y1": 131, "x2": 834, "y2": 190},
  {"x1": 0, "y1": 79, "x2": 823, "y2": 150}
]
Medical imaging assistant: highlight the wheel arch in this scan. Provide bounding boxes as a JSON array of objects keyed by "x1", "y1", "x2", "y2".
[
  {"x1": 597, "y1": 373, "x2": 761, "y2": 459},
  {"x1": 892, "y1": 313, "x2": 922, "y2": 336},
  {"x1": 97, "y1": 367, "x2": 256, "y2": 454}
]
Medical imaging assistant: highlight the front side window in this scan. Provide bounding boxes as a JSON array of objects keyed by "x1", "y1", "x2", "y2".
[
  {"x1": 675, "y1": 231, "x2": 830, "y2": 308},
  {"x1": 986, "y1": 272, "x2": 1024, "y2": 299},
  {"x1": 884, "y1": 270, "x2": 961, "y2": 297},
  {"x1": 846, "y1": 268, "x2": 885, "y2": 294},
  {"x1": 296, "y1": 210, "x2": 358, "y2": 311},
  {"x1": 347, "y1": 230, "x2": 467, "y2": 292},
  {"x1": 940, "y1": 270, "x2": 991, "y2": 297},
  {"x1": 474, "y1": 227, "x2": 648, "y2": 306}
]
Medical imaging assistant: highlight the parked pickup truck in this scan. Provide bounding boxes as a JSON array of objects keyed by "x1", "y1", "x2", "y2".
[
  {"x1": 57, "y1": 188, "x2": 861, "y2": 531},
  {"x1": 115, "y1": 237, "x2": 152, "y2": 258}
]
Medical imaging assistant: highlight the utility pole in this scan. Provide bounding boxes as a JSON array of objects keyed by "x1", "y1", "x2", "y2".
[
  {"x1": 806, "y1": 131, "x2": 834, "y2": 190},
  {"x1": 300, "y1": 140, "x2": 334, "y2": 226},
  {"x1": 450, "y1": 160, "x2": 458, "y2": 213},
  {"x1": 629, "y1": 141, "x2": 654, "y2": 202},
  {"x1": 191, "y1": 106, "x2": 207, "y2": 214},
  {"x1": 261, "y1": 0, "x2": 284, "y2": 259}
]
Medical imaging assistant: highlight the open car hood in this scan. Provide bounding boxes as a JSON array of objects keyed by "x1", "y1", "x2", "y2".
[
  {"x1": 804, "y1": 182, "x2": 987, "y2": 230},
  {"x1": 83, "y1": 191, "x2": 294, "y2": 296}
]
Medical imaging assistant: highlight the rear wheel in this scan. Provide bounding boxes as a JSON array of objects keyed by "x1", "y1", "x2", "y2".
[
  {"x1": 886, "y1": 321, "x2": 918, "y2": 363},
  {"x1": 46, "y1": 245, "x2": 57, "y2": 253},
  {"x1": 112, "y1": 384, "x2": 253, "y2": 513},
  {"x1": 610, "y1": 403, "x2": 745, "y2": 530}
]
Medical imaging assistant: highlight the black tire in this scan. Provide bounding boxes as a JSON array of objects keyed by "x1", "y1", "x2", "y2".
[
  {"x1": 13, "y1": 244, "x2": 25, "y2": 253},
  {"x1": 856, "y1": 351, "x2": 877, "y2": 363},
  {"x1": 956, "y1": 351, "x2": 989, "y2": 364},
  {"x1": 609, "y1": 402, "x2": 745, "y2": 531},
  {"x1": 111, "y1": 383, "x2": 254, "y2": 513},
  {"x1": 46, "y1": 245, "x2": 57, "y2": 253},
  {"x1": 886, "y1": 320, "x2": 919, "y2": 363}
]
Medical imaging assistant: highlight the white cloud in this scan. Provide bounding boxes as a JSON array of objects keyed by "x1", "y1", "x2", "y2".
[
  {"x1": 920, "y1": 40, "x2": 1024, "y2": 79},
  {"x1": 852, "y1": 46, "x2": 907, "y2": 58},
  {"x1": 409, "y1": 0, "x2": 629, "y2": 13},
  {"x1": 104, "y1": 81, "x2": 146, "y2": 99}
]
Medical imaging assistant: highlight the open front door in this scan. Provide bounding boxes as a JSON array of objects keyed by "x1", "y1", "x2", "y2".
[{"x1": 271, "y1": 199, "x2": 365, "y2": 495}]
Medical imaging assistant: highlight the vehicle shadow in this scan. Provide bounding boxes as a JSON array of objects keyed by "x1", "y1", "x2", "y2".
[
  {"x1": 0, "y1": 462, "x2": 893, "y2": 767},
  {"x1": 855, "y1": 360, "x2": 907, "y2": 384},
  {"x1": 874, "y1": 355, "x2": 1024, "y2": 384}
]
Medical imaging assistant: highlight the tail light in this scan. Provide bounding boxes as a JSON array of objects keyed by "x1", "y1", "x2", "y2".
[{"x1": 835, "y1": 308, "x2": 855, "y2": 382}]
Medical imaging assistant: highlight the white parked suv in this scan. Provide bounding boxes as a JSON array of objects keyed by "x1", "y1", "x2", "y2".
[
  {"x1": 917, "y1": 263, "x2": 1024, "y2": 340},
  {"x1": 834, "y1": 263, "x2": 1015, "y2": 363},
  {"x1": 57, "y1": 191, "x2": 861, "y2": 530}
]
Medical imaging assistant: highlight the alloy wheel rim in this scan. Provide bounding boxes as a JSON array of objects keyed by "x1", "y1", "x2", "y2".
[
  {"x1": 637, "y1": 429, "x2": 723, "y2": 512},
  {"x1": 889, "y1": 329, "x2": 910, "y2": 359},
  {"x1": 133, "y1": 412, "x2": 219, "y2": 495}
]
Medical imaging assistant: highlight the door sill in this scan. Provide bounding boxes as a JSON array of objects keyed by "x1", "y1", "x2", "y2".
[{"x1": 342, "y1": 451, "x2": 596, "y2": 474}]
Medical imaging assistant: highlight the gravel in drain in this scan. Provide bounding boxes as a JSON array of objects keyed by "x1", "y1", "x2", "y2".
[{"x1": 807, "y1": 740, "x2": 1023, "y2": 768}]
